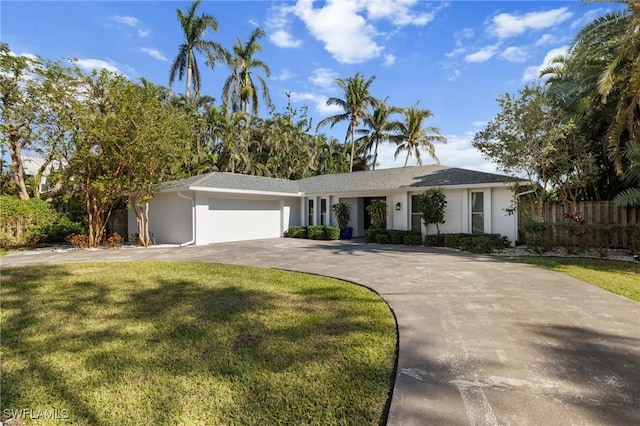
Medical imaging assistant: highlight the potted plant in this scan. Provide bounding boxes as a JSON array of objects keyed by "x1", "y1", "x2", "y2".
[{"x1": 332, "y1": 202, "x2": 353, "y2": 240}]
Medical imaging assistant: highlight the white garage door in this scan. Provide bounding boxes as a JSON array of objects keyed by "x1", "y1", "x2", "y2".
[{"x1": 205, "y1": 197, "x2": 281, "y2": 243}]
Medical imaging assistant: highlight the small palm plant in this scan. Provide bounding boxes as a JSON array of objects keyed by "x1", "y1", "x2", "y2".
[
  {"x1": 366, "y1": 200, "x2": 387, "y2": 228},
  {"x1": 332, "y1": 202, "x2": 352, "y2": 239}
]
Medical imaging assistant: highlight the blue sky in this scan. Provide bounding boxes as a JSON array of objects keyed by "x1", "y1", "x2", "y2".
[{"x1": 1, "y1": 1, "x2": 618, "y2": 174}]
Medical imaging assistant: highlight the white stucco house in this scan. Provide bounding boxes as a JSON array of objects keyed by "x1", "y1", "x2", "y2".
[{"x1": 128, "y1": 165, "x2": 519, "y2": 246}]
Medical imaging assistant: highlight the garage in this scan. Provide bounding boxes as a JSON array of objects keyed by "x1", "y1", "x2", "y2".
[{"x1": 198, "y1": 197, "x2": 282, "y2": 244}]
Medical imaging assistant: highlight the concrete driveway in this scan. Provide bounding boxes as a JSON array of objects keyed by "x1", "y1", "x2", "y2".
[{"x1": 3, "y1": 238, "x2": 639, "y2": 425}]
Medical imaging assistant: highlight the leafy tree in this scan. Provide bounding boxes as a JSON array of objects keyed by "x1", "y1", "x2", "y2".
[
  {"x1": 69, "y1": 71, "x2": 190, "y2": 247},
  {"x1": 570, "y1": 0, "x2": 640, "y2": 171},
  {"x1": 0, "y1": 43, "x2": 78, "y2": 200},
  {"x1": 169, "y1": 0, "x2": 225, "y2": 98},
  {"x1": 221, "y1": 28, "x2": 272, "y2": 115},
  {"x1": 366, "y1": 200, "x2": 387, "y2": 228},
  {"x1": 393, "y1": 103, "x2": 446, "y2": 167},
  {"x1": 613, "y1": 141, "x2": 640, "y2": 206},
  {"x1": 317, "y1": 72, "x2": 377, "y2": 172},
  {"x1": 417, "y1": 188, "x2": 447, "y2": 234}
]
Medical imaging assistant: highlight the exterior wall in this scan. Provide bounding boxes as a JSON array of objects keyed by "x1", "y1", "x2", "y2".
[
  {"x1": 390, "y1": 193, "x2": 410, "y2": 231},
  {"x1": 133, "y1": 191, "x2": 193, "y2": 245},
  {"x1": 284, "y1": 198, "x2": 301, "y2": 229},
  {"x1": 491, "y1": 187, "x2": 517, "y2": 243}
]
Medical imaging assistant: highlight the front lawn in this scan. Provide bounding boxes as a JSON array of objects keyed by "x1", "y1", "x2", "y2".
[
  {"x1": 0, "y1": 262, "x2": 396, "y2": 425},
  {"x1": 510, "y1": 257, "x2": 640, "y2": 302}
]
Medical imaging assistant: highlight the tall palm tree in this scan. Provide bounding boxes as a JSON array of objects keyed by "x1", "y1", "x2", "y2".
[
  {"x1": 613, "y1": 141, "x2": 640, "y2": 206},
  {"x1": 169, "y1": 0, "x2": 225, "y2": 98},
  {"x1": 393, "y1": 103, "x2": 447, "y2": 167},
  {"x1": 221, "y1": 28, "x2": 272, "y2": 115},
  {"x1": 316, "y1": 72, "x2": 377, "y2": 172},
  {"x1": 570, "y1": 0, "x2": 640, "y2": 172},
  {"x1": 355, "y1": 98, "x2": 401, "y2": 170}
]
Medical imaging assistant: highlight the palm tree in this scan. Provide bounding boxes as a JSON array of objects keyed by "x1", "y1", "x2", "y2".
[
  {"x1": 570, "y1": 0, "x2": 640, "y2": 172},
  {"x1": 317, "y1": 72, "x2": 377, "y2": 172},
  {"x1": 393, "y1": 103, "x2": 447, "y2": 167},
  {"x1": 169, "y1": 0, "x2": 225, "y2": 98},
  {"x1": 613, "y1": 141, "x2": 640, "y2": 206},
  {"x1": 221, "y1": 28, "x2": 272, "y2": 115},
  {"x1": 355, "y1": 98, "x2": 401, "y2": 170}
]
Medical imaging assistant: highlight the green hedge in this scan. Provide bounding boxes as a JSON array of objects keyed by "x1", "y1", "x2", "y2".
[
  {"x1": 423, "y1": 232, "x2": 511, "y2": 253},
  {"x1": 0, "y1": 196, "x2": 84, "y2": 246},
  {"x1": 286, "y1": 226, "x2": 340, "y2": 241},
  {"x1": 365, "y1": 228, "x2": 422, "y2": 245},
  {"x1": 423, "y1": 234, "x2": 445, "y2": 247}
]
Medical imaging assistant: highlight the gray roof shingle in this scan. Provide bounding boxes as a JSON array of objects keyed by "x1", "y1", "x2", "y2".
[
  {"x1": 159, "y1": 165, "x2": 513, "y2": 195},
  {"x1": 297, "y1": 165, "x2": 512, "y2": 194}
]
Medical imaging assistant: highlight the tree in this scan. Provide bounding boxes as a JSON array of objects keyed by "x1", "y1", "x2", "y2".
[
  {"x1": 417, "y1": 188, "x2": 447, "y2": 234},
  {"x1": 317, "y1": 72, "x2": 377, "y2": 172},
  {"x1": 355, "y1": 98, "x2": 401, "y2": 170},
  {"x1": 69, "y1": 71, "x2": 191, "y2": 247},
  {"x1": 613, "y1": 141, "x2": 640, "y2": 206},
  {"x1": 0, "y1": 43, "x2": 78, "y2": 200},
  {"x1": 393, "y1": 103, "x2": 446, "y2": 167},
  {"x1": 169, "y1": 0, "x2": 224, "y2": 98},
  {"x1": 570, "y1": 0, "x2": 640, "y2": 172},
  {"x1": 366, "y1": 200, "x2": 387, "y2": 228},
  {"x1": 221, "y1": 27, "x2": 272, "y2": 115}
]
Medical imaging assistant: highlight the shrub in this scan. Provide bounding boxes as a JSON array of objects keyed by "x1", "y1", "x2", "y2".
[
  {"x1": 366, "y1": 200, "x2": 387, "y2": 228},
  {"x1": 374, "y1": 234, "x2": 390, "y2": 244},
  {"x1": 424, "y1": 234, "x2": 445, "y2": 247},
  {"x1": 65, "y1": 233, "x2": 88, "y2": 249},
  {"x1": 443, "y1": 233, "x2": 466, "y2": 248},
  {"x1": 364, "y1": 228, "x2": 387, "y2": 243},
  {"x1": 107, "y1": 233, "x2": 123, "y2": 249},
  {"x1": 287, "y1": 226, "x2": 308, "y2": 239},
  {"x1": 0, "y1": 196, "x2": 58, "y2": 246},
  {"x1": 324, "y1": 226, "x2": 340, "y2": 240},
  {"x1": 387, "y1": 230, "x2": 406, "y2": 245},
  {"x1": 308, "y1": 226, "x2": 326, "y2": 240},
  {"x1": 41, "y1": 215, "x2": 86, "y2": 243},
  {"x1": 404, "y1": 235, "x2": 423, "y2": 246},
  {"x1": 331, "y1": 202, "x2": 351, "y2": 229}
]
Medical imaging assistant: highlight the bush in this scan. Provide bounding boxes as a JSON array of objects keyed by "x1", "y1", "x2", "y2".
[
  {"x1": 287, "y1": 226, "x2": 308, "y2": 239},
  {"x1": 41, "y1": 215, "x2": 86, "y2": 243},
  {"x1": 404, "y1": 235, "x2": 423, "y2": 246},
  {"x1": 107, "y1": 233, "x2": 123, "y2": 249},
  {"x1": 364, "y1": 228, "x2": 387, "y2": 243},
  {"x1": 374, "y1": 234, "x2": 390, "y2": 244},
  {"x1": 324, "y1": 226, "x2": 340, "y2": 241},
  {"x1": 459, "y1": 235, "x2": 504, "y2": 254},
  {"x1": 0, "y1": 196, "x2": 58, "y2": 246},
  {"x1": 424, "y1": 234, "x2": 445, "y2": 247},
  {"x1": 308, "y1": 226, "x2": 326, "y2": 240},
  {"x1": 64, "y1": 233, "x2": 88, "y2": 249},
  {"x1": 443, "y1": 233, "x2": 466, "y2": 248}
]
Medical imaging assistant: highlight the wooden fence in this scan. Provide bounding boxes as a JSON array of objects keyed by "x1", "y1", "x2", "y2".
[{"x1": 518, "y1": 201, "x2": 640, "y2": 249}]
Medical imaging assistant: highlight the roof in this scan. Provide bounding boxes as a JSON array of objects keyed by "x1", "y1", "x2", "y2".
[
  {"x1": 297, "y1": 165, "x2": 513, "y2": 195},
  {"x1": 159, "y1": 172, "x2": 301, "y2": 195},
  {"x1": 159, "y1": 165, "x2": 514, "y2": 196}
]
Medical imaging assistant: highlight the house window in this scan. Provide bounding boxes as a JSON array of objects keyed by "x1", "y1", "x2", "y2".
[
  {"x1": 308, "y1": 199, "x2": 314, "y2": 225},
  {"x1": 410, "y1": 195, "x2": 421, "y2": 232},
  {"x1": 471, "y1": 192, "x2": 484, "y2": 234},
  {"x1": 320, "y1": 199, "x2": 327, "y2": 225}
]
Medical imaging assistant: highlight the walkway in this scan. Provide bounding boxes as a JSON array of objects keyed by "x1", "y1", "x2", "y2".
[{"x1": 3, "y1": 239, "x2": 639, "y2": 425}]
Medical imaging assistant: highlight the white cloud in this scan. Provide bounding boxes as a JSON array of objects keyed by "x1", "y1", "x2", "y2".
[
  {"x1": 112, "y1": 15, "x2": 138, "y2": 27},
  {"x1": 111, "y1": 14, "x2": 149, "y2": 38},
  {"x1": 309, "y1": 68, "x2": 338, "y2": 89},
  {"x1": 294, "y1": 0, "x2": 383, "y2": 64},
  {"x1": 534, "y1": 34, "x2": 555, "y2": 47},
  {"x1": 266, "y1": 4, "x2": 303, "y2": 48},
  {"x1": 74, "y1": 58, "x2": 121, "y2": 74},
  {"x1": 490, "y1": 8, "x2": 573, "y2": 39},
  {"x1": 364, "y1": 0, "x2": 438, "y2": 26},
  {"x1": 522, "y1": 45, "x2": 568, "y2": 82},
  {"x1": 273, "y1": 68, "x2": 295, "y2": 81},
  {"x1": 141, "y1": 48, "x2": 167, "y2": 62},
  {"x1": 447, "y1": 69, "x2": 461, "y2": 82},
  {"x1": 500, "y1": 46, "x2": 529, "y2": 63},
  {"x1": 465, "y1": 45, "x2": 499, "y2": 63},
  {"x1": 472, "y1": 121, "x2": 486, "y2": 127},
  {"x1": 383, "y1": 54, "x2": 396, "y2": 67},
  {"x1": 289, "y1": 91, "x2": 343, "y2": 115},
  {"x1": 570, "y1": 7, "x2": 607, "y2": 29}
]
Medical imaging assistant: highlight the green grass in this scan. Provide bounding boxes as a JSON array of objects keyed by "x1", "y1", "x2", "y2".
[
  {"x1": 0, "y1": 262, "x2": 396, "y2": 425},
  {"x1": 511, "y1": 257, "x2": 640, "y2": 302}
]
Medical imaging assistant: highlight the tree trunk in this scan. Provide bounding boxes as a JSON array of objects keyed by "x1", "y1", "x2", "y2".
[
  {"x1": 349, "y1": 127, "x2": 355, "y2": 172},
  {"x1": 8, "y1": 143, "x2": 29, "y2": 200}
]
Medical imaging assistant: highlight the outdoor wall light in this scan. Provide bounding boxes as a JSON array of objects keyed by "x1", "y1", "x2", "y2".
[{"x1": 395, "y1": 202, "x2": 401, "y2": 211}]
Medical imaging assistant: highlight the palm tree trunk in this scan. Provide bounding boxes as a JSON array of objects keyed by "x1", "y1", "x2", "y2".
[
  {"x1": 372, "y1": 140, "x2": 379, "y2": 170},
  {"x1": 404, "y1": 151, "x2": 410, "y2": 167},
  {"x1": 349, "y1": 127, "x2": 355, "y2": 172}
]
